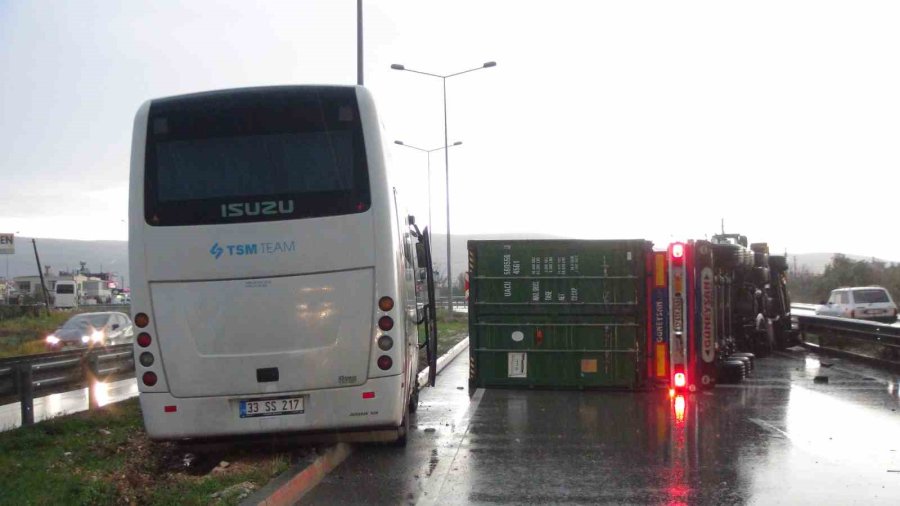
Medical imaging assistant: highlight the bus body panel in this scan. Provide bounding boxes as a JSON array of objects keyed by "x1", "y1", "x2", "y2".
[
  {"x1": 139, "y1": 212, "x2": 376, "y2": 282},
  {"x1": 139, "y1": 374, "x2": 403, "y2": 440},
  {"x1": 151, "y1": 267, "x2": 375, "y2": 397},
  {"x1": 129, "y1": 86, "x2": 417, "y2": 439}
]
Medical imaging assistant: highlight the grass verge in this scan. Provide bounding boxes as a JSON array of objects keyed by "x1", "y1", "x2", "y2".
[
  {"x1": 0, "y1": 398, "x2": 292, "y2": 505},
  {"x1": 418, "y1": 309, "x2": 468, "y2": 372}
]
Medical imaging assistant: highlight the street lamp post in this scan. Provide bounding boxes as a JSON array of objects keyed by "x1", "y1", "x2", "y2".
[
  {"x1": 391, "y1": 61, "x2": 496, "y2": 312},
  {"x1": 394, "y1": 140, "x2": 462, "y2": 234}
]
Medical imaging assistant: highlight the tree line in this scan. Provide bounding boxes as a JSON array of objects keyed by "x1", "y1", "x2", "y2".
[{"x1": 789, "y1": 254, "x2": 900, "y2": 303}]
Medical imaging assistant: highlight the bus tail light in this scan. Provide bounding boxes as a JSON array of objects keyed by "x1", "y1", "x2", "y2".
[
  {"x1": 134, "y1": 313, "x2": 150, "y2": 328},
  {"x1": 164, "y1": 405, "x2": 177, "y2": 413},
  {"x1": 142, "y1": 372, "x2": 158, "y2": 386},
  {"x1": 378, "y1": 296, "x2": 394, "y2": 312},
  {"x1": 377, "y1": 335, "x2": 393, "y2": 351},
  {"x1": 137, "y1": 333, "x2": 152, "y2": 347},
  {"x1": 362, "y1": 391, "x2": 375, "y2": 399},
  {"x1": 377, "y1": 355, "x2": 393, "y2": 370},
  {"x1": 139, "y1": 352, "x2": 154, "y2": 367},
  {"x1": 378, "y1": 316, "x2": 394, "y2": 331}
]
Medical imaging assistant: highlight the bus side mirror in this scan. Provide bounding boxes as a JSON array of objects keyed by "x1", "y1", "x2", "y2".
[{"x1": 415, "y1": 243, "x2": 427, "y2": 269}]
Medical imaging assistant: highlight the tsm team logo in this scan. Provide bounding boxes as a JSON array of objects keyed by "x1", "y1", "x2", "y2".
[{"x1": 210, "y1": 243, "x2": 224, "y2": 259}]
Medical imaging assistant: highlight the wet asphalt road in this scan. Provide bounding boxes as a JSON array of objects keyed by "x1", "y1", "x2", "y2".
[{"x1": 303, "y1": 347, "x2": 900, "y2": 505}]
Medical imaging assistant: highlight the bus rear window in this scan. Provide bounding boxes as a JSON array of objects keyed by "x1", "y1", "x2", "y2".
[{"x1": 144, "y1": 86, "x2": 370, "y2": 226}]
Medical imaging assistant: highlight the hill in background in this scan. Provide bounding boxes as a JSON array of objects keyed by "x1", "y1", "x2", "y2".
[{"x1": 2, "y1": 236, "x2": 894, "y2": 287}]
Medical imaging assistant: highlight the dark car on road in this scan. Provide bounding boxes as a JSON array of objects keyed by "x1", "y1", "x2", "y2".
[{"x1": 45, "y1": 312, "x2": 134, "y2": 351}]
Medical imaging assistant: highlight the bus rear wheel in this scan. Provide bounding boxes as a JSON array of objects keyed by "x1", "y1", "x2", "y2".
[
  {"x1": 408, "y1": 386, "x2": 419, "y2": 414},
  {"x1": 392, "y1": 406, "x2": 410, "y2": 447}
]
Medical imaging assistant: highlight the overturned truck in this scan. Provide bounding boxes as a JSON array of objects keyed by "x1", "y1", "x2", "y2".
[{"x1": 466, "y1": 235, "x2": 797, "y2": 394}]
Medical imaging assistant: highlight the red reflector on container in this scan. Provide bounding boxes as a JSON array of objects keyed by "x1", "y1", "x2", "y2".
[
  {"x1": 674, "y1": 372, "x2": 686, "y2": 388},
  {"x1": 164, "y1": 405, "x2": 177, "y2": 413},
  {"x1": 362, "y1": 392, "x2": 375, "y2": 399}
]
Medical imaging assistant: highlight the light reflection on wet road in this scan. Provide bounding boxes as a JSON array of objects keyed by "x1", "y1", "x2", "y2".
[
  {"x1": 304, "y1": 347, "x2": 900, "y2": 505},
  {"x1": 0, "y1": 379, "x2": 138, "y2": 432}
]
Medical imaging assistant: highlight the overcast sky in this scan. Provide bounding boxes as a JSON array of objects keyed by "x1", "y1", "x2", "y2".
[{"x1": 2, "y1": 0, "x2": 899, "y2": 259}]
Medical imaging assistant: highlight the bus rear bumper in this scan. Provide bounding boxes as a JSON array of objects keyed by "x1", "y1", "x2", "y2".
[{"x1": 139, "y1": 374, "x2": 405, "y2": 440}]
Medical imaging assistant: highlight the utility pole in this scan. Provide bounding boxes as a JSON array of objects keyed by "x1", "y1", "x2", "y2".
[{"x1": 32, "y1": 239, "x2": 51, "y2": 314}]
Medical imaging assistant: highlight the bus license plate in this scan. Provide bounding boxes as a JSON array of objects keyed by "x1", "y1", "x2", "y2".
[{"x1": 239, "y1": 396, "x2": 305, "y2": 418}]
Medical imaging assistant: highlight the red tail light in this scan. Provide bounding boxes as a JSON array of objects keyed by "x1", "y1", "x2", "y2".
[
  {"x1": 674, "y1": 372, "x2": 686, "y2": 388},
  {"x1": 377, "y1": 355, "x2": 393, "y2": 370},
  {"x1": 164, "y1": 405, "x2": 177, "y2": 413},
  {"x1": 137, "y1": 333, "x2": 152, "y2": 347},
  {"x1": 362, "y1": 392, "x2": 375, "y2": 399},
  {"x1": 378, "y1": 316, "x2": 394, "y2": 331},
  {"x1": 142, "y1": 371, "x2": 158, "y2": 386}
]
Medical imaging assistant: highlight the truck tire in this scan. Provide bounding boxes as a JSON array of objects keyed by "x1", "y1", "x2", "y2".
[
  {"x1": 769, "y1": 255, "x2": 788, "y2": 272},
  {"x1": 720, "y1": 360, "x2": 746, "y2": 383},
  {"x1": 729, "y1": 356, "x2": 752, "y2": 377},
  {"x1": 729, "y1": 352, "x2": 755, "y2": 373}
]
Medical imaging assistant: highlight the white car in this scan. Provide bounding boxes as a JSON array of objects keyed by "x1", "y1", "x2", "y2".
[{"x1": 815, "y1": 286, "x2": 898, "y2": 323}]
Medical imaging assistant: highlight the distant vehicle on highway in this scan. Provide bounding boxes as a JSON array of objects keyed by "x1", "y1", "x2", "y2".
[
  {"x1": 53, "y1": 280, "x2": 79, "y2": 309},
  {"x1": 45, "y1": 312, "x2": 134, "y2": 351},
  {"x1": 815, "y1": 286, "x2": 898, "y2": 323}
]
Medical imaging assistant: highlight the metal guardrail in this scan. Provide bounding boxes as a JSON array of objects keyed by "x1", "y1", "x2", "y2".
[
  {"x1": 0, "y1": 344, "x2": 135, "y2": 425},
  {"x1": 791, "y1": 305, "x2": 900, "y2": 371}
]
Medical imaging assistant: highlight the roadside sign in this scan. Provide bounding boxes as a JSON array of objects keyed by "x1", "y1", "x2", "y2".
[{"x1": 0, "y1": 233, "x2": 13, "y2": 254}]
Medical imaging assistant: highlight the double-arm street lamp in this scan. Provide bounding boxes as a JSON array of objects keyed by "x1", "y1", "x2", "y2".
[
  {"x1": 393, "y1": 140, "x2": 462, "y2": 235},
  {"x1": 390, "y1": 61, "x2": 496, "y2": 312}
]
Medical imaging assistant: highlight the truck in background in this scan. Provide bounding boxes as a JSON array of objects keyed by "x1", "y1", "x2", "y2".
[
  {"x1": 82, "y1": 279, "x2": 112, "y2": 304},
  {"x1": 467, "y1": 234, "x2": 797, "y2": 395},
  {"x1": 53, "y1": 280, "x2": 79, "y2": 309}
]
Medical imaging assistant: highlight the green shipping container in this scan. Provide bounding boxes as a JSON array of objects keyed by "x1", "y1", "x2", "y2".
[{"x1": 468, "y1": 240, "x2": 652, "y2": 392}]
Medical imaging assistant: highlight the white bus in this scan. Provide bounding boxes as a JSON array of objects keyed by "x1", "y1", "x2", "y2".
[{"x1": 129, "y1": 85, "x2": 437, "y2": 443}]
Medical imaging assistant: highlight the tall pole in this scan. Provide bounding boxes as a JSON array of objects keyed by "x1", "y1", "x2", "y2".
[
  {"x1": 390, "y1": 61, "x2": 496, "y2": 313},
  {"x1": 357, "y1": 0, "x2": 363, "y2": 85},
  {"x1": 32, "y1": 239, "x2": 51, "y2": 314},
  {"x1": 442, "y1": 78, "x2": 452, "y2": 313},
  {"x1": 426, "y1": 152, "x2": 433, "y2": 233}
]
